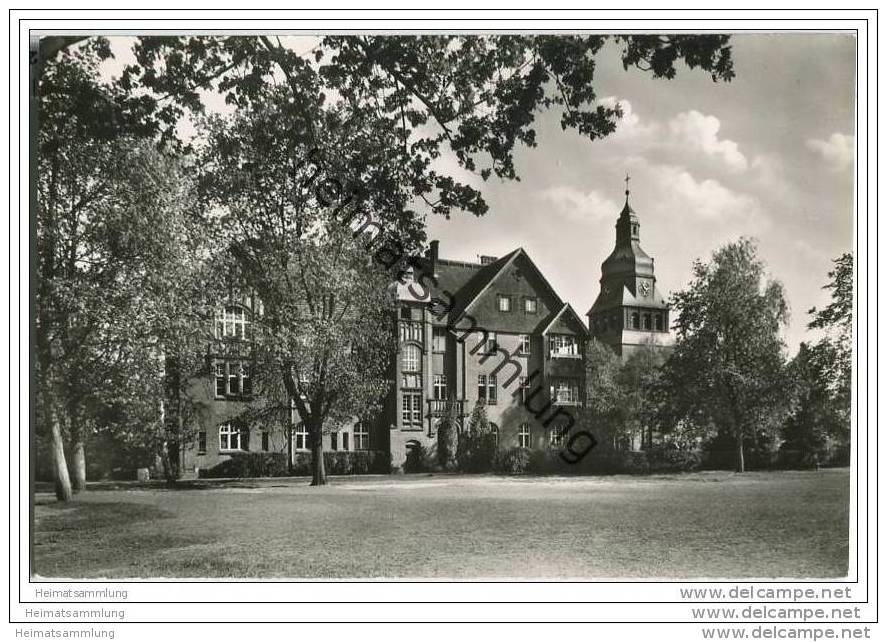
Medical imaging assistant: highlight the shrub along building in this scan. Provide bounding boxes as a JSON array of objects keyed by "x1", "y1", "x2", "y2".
[{"x1": 181, "y1": 187, "x2": 673, "y2": 476}]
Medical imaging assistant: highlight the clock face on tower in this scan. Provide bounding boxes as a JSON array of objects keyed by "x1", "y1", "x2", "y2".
[{"x1": 639, "y1": 281, "x2": 651, "y2": 297}]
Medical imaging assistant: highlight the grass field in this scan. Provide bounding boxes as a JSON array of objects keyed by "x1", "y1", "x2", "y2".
[{"x1": 32, "y1": 469, "x2": 849, "y2": 579}]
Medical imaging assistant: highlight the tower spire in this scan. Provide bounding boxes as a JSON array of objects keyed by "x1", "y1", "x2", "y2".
[{"x1": 624, "y1": 172, "x2": 631, "y2": 204}]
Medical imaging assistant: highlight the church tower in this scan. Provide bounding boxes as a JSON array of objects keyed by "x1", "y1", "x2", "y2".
[{"x1": 587, "y1": 178, "x2": 673, "y2": 358}]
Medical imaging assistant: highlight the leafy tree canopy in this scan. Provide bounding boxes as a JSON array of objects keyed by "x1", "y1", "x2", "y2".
[{"x1": 112, "y1": 34, "x2": 733, "y2": 222}]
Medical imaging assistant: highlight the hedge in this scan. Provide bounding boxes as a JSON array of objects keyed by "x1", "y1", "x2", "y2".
[
  {"x1": 488, "y1": 446, "x2": 701, "y2": 475},
  {"x1": 199, "y1": 450, "x2": 389, "y2": 478}
]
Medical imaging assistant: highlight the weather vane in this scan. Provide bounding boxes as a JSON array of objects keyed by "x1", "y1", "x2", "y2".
[{"x1": 624, "y1": 172, "x2": 631, "y2": 201}]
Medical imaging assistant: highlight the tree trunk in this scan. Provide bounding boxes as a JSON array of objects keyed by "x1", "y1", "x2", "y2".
[
  {"x1": 70, "y1": 439, "x2": 86, "y2": 493},
  {"x1": 735, "y1": 428, "x2": 746, "y2": 473},
  {"x1": 68, "y1": 399, "x2": 86, "y2": 492},
  {"x1": 49, "y1": 407, "x2": 72, "y2": 501},
  {"x1": 287, "y1": 420, "x2": 294, "y2": 475},
  {"x1": 310, "y1": 419, "x2": 326, "y2": 486}
]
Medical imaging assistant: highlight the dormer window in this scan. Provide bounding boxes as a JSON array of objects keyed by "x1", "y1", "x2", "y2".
[{"x1": 216, "y1": 305, "x2": 249, "y2": 340}]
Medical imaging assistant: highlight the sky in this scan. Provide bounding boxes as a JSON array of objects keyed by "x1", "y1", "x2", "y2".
[
  {"x1": 100, "y1": 33, "x2": 856, "y2": 352},
  {"x1": 423, "y1": 34, "x2": 856, "y2": 353}
]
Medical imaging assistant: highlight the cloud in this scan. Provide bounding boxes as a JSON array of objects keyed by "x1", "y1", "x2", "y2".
[
  {"x1": 537, "y1": 186, "x2": 621, "y2": 225},
  {"x1": 668, "y1": 110, "x2": 749, "y2": 173},
  {"x1": 597, "y1": 96, "x2": 660, "y2": 139},
  {"x1": 806, "y1": 133, "x2": 854, "y2": 171},
  {"x1": 638, "y1": 160, "x2": 768, "y2": 230}
]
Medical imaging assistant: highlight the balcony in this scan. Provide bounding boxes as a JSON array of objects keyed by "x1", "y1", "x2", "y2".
[{"x1": 426, "y1": 399, "x2": 465, "y2": 417}]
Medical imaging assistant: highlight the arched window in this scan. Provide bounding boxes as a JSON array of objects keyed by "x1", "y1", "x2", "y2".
[
  {"x1": 216, "y1": 305, "x2": 249, "y2": 340},
  {"x1": 631, "y1": 312, "x2": 640, "y2": 329},
  {"x1": 402, "y1": 344, "x2": 421, "y2": 372},
  {"x1": 219, "y1": 423, "x2": 249, "y2": 451},
  {"x1": 489, "y1": 423, "x2": 499, "y2": 447},
  {"x1": 643, "y1": 313, "x2": 652, "y2": 330}
]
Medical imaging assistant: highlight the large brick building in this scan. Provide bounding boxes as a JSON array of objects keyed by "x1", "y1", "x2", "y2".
[{"x1": 181, "y1": 189, "x2": 672, "y2": 474}]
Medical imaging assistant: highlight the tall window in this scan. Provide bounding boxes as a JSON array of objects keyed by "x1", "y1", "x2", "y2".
[
  {"x1": 432, "y1": 326, "x2": 447, "y2": 352},
  {"x1": 293, "y1": 423, "x2": 309, "y2": 450},
  {"x1": 497, "y1": 295, "x2": 512, "y2": 312},
  {"x1": 519, "y1": 334, "x2": 531, "y2": 355},
  {"x1": 549, "y1": 334, "x2": 579, "y2": 357},
  {"x1": 490, "y1": 423, "x2": 499, "y2": 447},
  {"x1": 197, "y1": 430, "x2": 207, "y2": 454},
  {"x1": 643, "y1": 313, "x2": 652, "y2": 330},
  {"x1": 402, "y1": 393, "x2": 423, "y2": 426},
  {"x1": 518, "y1": 423, "x2": 531, "y2": 448},
  {"x1": 215, "y1": 363, "x2": 226, "y2": 397},
  {"x1": 631, "y1": 312, "x2": 640, "y2": 329},
  {"x1": 261, "y1": 430, "x2": 269, "y2": 452},
  {"x1": 342, "y1": 432, "x2": 350, "y2": 452},
  {"x1": 330, "y1": 432, "x2": 339, "y2": 451},
  {"x1": 483, "y1": 331, "x2": 498, "y2": 355},
  {"x1": 354, "y1": 423, "x2": 369, "y2": 450},
  {"x1": 655, "y1": 314, "x2": 664, "y2": 331},
  {"x1": 219, "y1": 424, "x2": 248, "y2": 451},
  {"x1": 550, "y1": 377, "x2": 580, "y2": 405},
  {"x1": 216, "y1": 305, "x2": 249, "y2": 340},
  {"x1": 214, "y1": 361, "x2": 252, "y2": 398},
  {"x1": 517, "y1": 376, "x2": 531, "y2": 403},
  {"x1": 478, "y1": 374, "x2": 497, "y2": 404},
  {"x1": 524, "y1": 297, "x2": 537, "y2": 314},
  {"x1": 433, "y1": 374, "x2": 448, "y2": 400},
  {"x1": 402, "y1": 344, "x2": 421, "y2": 372},
  {"x1": 548, "y1": 425, "x2": 566, "y2": 449},
  {"x1": 228, "y1": 362, "x2": 240, "y2": 395}
]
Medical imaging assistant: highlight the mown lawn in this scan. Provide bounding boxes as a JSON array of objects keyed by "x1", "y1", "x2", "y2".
[{"x1": 32, "y1": 469, "x2": 849, "y2": 579}]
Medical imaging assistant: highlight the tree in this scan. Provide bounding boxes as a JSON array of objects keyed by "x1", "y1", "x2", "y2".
[
  {"x1": 583, "y1": 339, "x2": 625, "y2": 450},
  {"x1": 119, "y1": 34, "x2": 733, "y2": 218},
  {"x1": 618, "y1": 341, "x2": 669, "y2": 449},
  {"x1": 807, "y1": 253, "x2": 853, "y2": 428},
  {"x1": 199, "y1": 92, "x2": 396, "y2": 486},
  {"x1": 781, "y1": 342, "x2": 847, "y2": 467},
  {"x1": 657, "y1": 238, "x2": 791, "y2": 472},
  {"x1": 436, "y1": 399, "x2": 461, "y2": 471},
  {"x1": 36, "y1": 40, "x2": 208, "y2": 497},
  {"x1": 456, "y1": 402, "x2": 496, "y2": 472}
]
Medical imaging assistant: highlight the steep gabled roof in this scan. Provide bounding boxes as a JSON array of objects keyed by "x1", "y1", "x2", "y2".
[
  {"x1": 455, "y1": 247, "x2": 569, "y2": 320},
  {"x1": 539, "y1": 302, "x2": 589, "y2": 337}
]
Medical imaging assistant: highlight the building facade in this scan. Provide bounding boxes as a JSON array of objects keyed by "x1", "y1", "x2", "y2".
[
  {"x1": 385, "y1": 244, "x2": 589, "y2": 469},
  {"x1": 180, "y1": 189, "x2": 672, "y2": 475}
]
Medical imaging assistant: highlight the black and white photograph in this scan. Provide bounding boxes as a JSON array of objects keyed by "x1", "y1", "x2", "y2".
[{"x1": 28, "y1": 25, "x2": 858, "y2": 588}]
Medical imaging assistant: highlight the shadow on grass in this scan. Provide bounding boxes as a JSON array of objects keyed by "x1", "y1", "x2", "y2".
[
  {"x1": 33, "y1": 501, "x2": 217, "y2": 578},
  {"x1": 35, "y1": 501, "x2": 174, "y2": 531}
]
